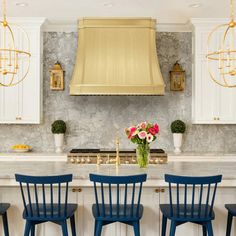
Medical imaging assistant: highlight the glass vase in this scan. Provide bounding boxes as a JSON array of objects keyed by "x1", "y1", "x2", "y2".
[{"x1": 136, "y1": 144, "x2": 150, "y2": 168}]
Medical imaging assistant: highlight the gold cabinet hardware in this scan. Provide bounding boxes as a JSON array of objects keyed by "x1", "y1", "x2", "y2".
[
  {"x1": 155, "y1": 188, "x2": 160, "y2": 193},
  {"x1": 155, "y1": 188, "x2": 165, "y2": 193},
  {"x1": 72, "y1": 188, "x2": 82, "y2": 193},
  {"x1": 16, "y1": 117, "x2": 22, "y2": 120},
  {"x1": 213, "y1": 117, "x2": 220, "y2": 121}
]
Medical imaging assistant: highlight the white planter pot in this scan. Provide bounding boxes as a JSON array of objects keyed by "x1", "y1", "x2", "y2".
[
  {"x1": 173, "y1": 133, "x2": 183, "y2": 153},
  {"x1": 54, "y1": 134, "x2": 64, "y2": 153}
]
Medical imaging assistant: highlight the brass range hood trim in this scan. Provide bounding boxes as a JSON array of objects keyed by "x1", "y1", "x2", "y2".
[
  {"x1": 70, "y1": 85, "x2": 165, "y2": 96},
  {"x1": 70, "y1": 18, "x2": 165, "y2": 96}
]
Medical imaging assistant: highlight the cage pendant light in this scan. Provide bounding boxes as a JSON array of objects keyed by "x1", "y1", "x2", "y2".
[
  {"x1": 206, "y1": 0, "x2": 236, "y2": 87},
  {"x1": 0, "y1": 0, "x2": 31, "y2": 87}
]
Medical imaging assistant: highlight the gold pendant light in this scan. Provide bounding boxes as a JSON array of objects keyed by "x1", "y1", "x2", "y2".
[
  {"x1": 206, "y1": 0, "x2": 236, "y2": 87},
  {"x1": 0, "y1": 0, "x2": 31, "y2": 87}
]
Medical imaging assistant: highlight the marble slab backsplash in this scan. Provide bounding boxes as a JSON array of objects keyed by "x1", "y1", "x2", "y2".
[{"x1": 0, "y1": 31, "x2": 235, "y2": 153}]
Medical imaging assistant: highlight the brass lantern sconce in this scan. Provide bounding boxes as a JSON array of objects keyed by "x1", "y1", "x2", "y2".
[
  {"x1": 50, "y1": 62, "x2": 64, "y2": 91},
  {"x1": 169, "y1": 61, "x2": 185, "y2": 91}
]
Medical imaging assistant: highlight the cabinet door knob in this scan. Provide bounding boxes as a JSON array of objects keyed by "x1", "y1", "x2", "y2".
[
  {"x1": 155, "y1": 188, "x2": 160, "y2": 193},
  {"x1": 16, "y1": 117, "x2": 22, "y2": 120},
  {"x1": 160, "y1": 188, "x2": 165, "y2": 193},
  {"x1": 72, "y1": 188, "x2": 82, "y2": 193}
]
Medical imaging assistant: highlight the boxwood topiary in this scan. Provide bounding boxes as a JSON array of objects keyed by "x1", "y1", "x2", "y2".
[
  {"x1": 171, "y1": 120, "x2": 186, "y2": 133},
  {"x1": 51, "y1": 120, "x2": 66, "y2": 134}
]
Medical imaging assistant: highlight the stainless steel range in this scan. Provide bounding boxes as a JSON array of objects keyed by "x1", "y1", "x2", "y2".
[{"x1": 67, "y1": 148, "x2": 168, "y2": 165}]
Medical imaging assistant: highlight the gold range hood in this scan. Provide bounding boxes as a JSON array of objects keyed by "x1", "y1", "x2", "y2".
[{"x1": 70, "y1": 18, "x2": 165, "y2": 95}]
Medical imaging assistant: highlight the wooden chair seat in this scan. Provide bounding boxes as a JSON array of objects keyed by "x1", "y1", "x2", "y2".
[
  {"x1": 160, "y1": 204, "x2": 215, "y2": 222},
  {"x1": 225, "y1": 204, "x2": 236, "y2": 216},
  {"x1": 23, "y1": 203, "x2": 77, "y2": 221},
  {"x1": 92, "y1": 203, "x2": 143, "y2": 221},
  {"x1": 0, "y1": 203, "x2": 10, "y2": 215}
]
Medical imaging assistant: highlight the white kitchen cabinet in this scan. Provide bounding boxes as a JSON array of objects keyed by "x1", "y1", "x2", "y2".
[
  {"x1": 0, "y1": 18, "x2": 45, "y2": 124},
  {"x1": 192, "y1": 19, "x2": 236, "y2": 124},
  {"x1": 0, "y1": 185, "x2": 235, "y2": 236}
]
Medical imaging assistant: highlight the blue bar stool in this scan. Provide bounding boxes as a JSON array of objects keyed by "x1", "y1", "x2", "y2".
[
  {"x1": 0, "y1": 203, "x2": 10, "y2": 236},
  {"x1": 225, "y1": 204, "x2": 236, "y2": 236},
  {"x1": 15, "y1": 174, "x2": 77, "y2": 236},
  {"x1": 160, "y1": 174, "x2": 222, "y2": 236},
  {"x1": 90, "y1": 174, "x2": 147, "y2": 236}
]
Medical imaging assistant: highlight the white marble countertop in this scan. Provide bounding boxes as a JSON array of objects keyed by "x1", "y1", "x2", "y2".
[
  {"x1": 0, "y1": 161, "x2": 234, "y2": 187},
  {"x1": 0, "y1": 152, "x2": 235, "y2": 187}
]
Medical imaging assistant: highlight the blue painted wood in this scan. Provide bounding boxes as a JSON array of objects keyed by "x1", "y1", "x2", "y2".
[
  {"x1": 225, "y1": 204, "x2": 236, "y2": 236},
  {"x1": 0, "y1": 203, "x2": 10, "y2": 236},
  {"x1": 226, "y1": 211, "x2": 233, "y2": 236},
  {"x1": 15, "y1": 174, "x2": 77, "y2": 236},
  {"x1": 89, "y1": 174, "x2": 147, "y2": 236},
  {"x1": 160, "y1": 174, "x2": 222, "y2": 236}
]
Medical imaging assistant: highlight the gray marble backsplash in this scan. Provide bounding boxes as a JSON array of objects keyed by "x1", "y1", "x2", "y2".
[{"x1": 0, "y1": 31, "x2": 235, "y2": 153}]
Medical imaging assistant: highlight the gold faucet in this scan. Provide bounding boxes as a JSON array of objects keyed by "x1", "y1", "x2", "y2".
[{"x1": 109, "y1": 136, "x2": 120, "y2": 166}]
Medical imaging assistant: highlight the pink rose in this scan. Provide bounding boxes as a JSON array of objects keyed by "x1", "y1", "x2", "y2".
[
  {"x1": 154, "y1": 124, "x2": 159, "y2": 134},
  {"x1": 148, "y1": 127, "x2": 157, "y2": 136},
  {"x1": 128, "y1": 127, "x2": 136, "y2": 139},
  {"x1": 140, "y1": 122, "x2": 147, "y2": 129},
  {"x1": 138, "y1": 131, "x2": 147, "y2": 139},
  {"x1": 147, "y1": 133, "x2": 154, "y2": 143},
  {"x1": 138, "y1": 122, "x2": 147, "y2": 130}
]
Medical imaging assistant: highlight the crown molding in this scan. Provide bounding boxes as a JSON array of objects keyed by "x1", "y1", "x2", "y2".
[
  {"x1": 43, "y1": 20, "x2": 192, "y2": 33},
  {"x1": 191, "y1": 18, "x2": 229, "y2": 26},
  {"x1": 3, "y1": 17, "x2": 46, "y2": 27}
]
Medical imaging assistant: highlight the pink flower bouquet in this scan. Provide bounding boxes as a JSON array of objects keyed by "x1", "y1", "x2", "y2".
[
  {"x1": 125, "y1": 122, "x2": 159, "y2": 168},
  {"x1": 125, "y1": 122, "x2": 159, "y2": 145}
]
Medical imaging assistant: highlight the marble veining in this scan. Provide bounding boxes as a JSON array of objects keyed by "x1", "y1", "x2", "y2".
[
  {"x1": 0, "y1": 161, "x2": 235, "y2": 181},
  {"x1": 0, "y1": 32, "x2": 236, "y2": 153}
]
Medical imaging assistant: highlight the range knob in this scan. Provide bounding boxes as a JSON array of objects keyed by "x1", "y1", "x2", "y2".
[
  {"x1": 70, "y1": 158, "x2": 75, "y2": 164},
  {"x1": 86, "y1": 157, "x2": 91, "y2": 163},
  {"x1": 81, "y1": 158, "x2": 86, "y2": 164},
  {"x1": 149, "y1": 159, "x2": 154, "y2": 164},
  {"x1": 155, "y1": 159, "x2": 159, "y2": 164},
  {"x1": 125, "y1": 160, "x2": 130, "y2": 164},
  {"x1": 76, "y1": 158, "x2": 80, "y2": 164}
]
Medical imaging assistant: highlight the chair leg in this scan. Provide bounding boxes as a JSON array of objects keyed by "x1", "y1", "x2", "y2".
[
  {"x1": 95, "y1": 221, "x2": 103, "y2": 236},
  {"x1": 2, "y1": 212, "x2": 9, "y2": 236},
  {"x1": 133, "y1": 221, "x2": 140, "y2": 236},
  {"x1": 24, "y1": 220, "x2": 32, "y2": 236},
  {"x1": 169, "y1": 221, "x2": 177, "y2": 236},
  {"x1": 226, "y1": 212, "x2": 233, "y2": 236},
  {"x1": 61, "y1": 221, "x2": 69, "y2": 236},
  {"x1": 70, "y1": 215, "x2": 76, "y2": 236},
  {"x1": 206, "y1": 221, "x2": 214, "y2": 236},
  {"x1": 161, "y1": 215, "x2": 167, "y2": 236},
  {"x1": 31, "y1": 224, "x2": 35, "y2": 236},
  {"x1": 202, "y1": 225, "x2": 207, "y2": 236},
  {"x1": 94, "y1": 220, "x2": 98, "y2": 236}
]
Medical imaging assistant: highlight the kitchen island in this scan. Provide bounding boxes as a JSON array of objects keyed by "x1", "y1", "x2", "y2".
[{"x1": 0, "y1": 157, "x2": 236, "y2": 236}]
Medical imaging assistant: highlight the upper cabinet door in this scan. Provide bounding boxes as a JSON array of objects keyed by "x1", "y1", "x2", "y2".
[
  {"x1": 0, "y1": 18, "x2": 44, "y2": 124},
  {"x1": 192, "y1": 19, "x2": 236, "y2": 124}
]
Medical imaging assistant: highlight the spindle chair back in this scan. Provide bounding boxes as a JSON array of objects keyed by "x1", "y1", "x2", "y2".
[
  {"x1": 90, "y1": 173, "x2": 147, "y2": 236},
  {"x1": 160, "y1": 174, "x2": 222, "y2": 236},
  {"x1": 15, "y1": 174, "x2": 77, "y2": 236}
]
